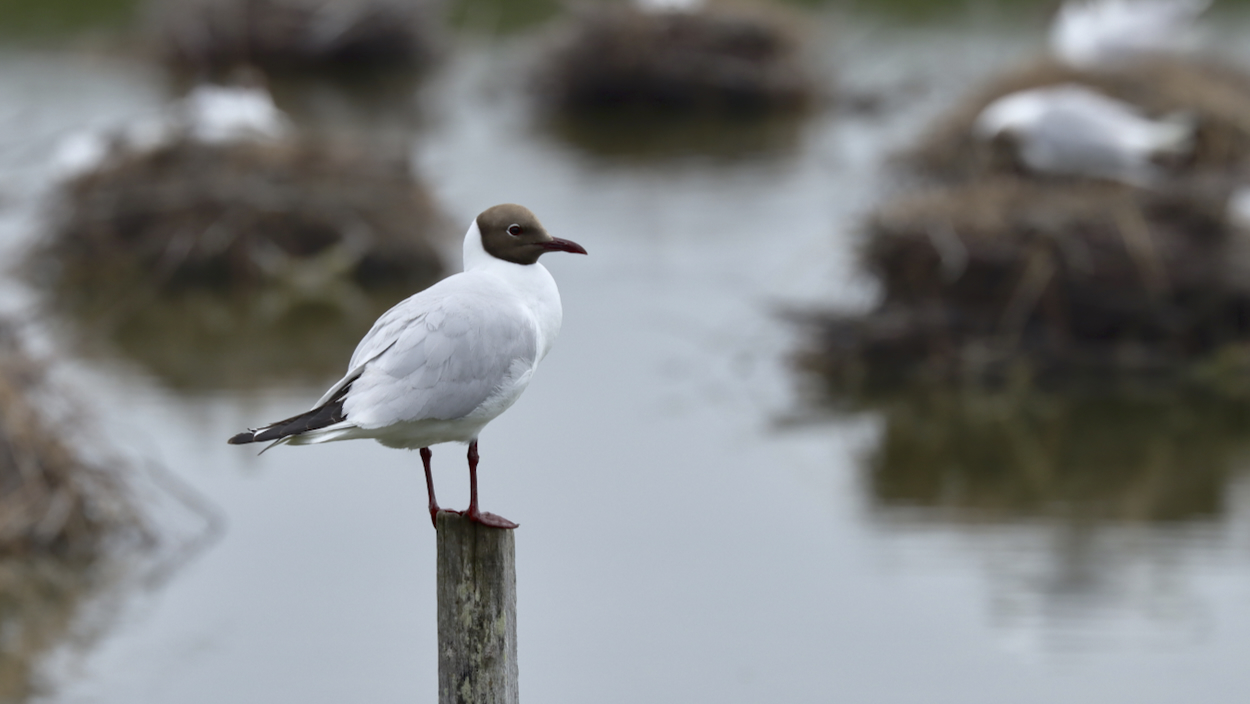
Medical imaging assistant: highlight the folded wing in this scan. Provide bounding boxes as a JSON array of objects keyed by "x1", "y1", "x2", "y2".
[{"x1": 342, "y1": 290, "x2": 540, "y2": 428}]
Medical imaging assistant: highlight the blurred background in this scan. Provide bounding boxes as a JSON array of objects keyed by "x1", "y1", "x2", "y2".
[{"x1": 1, "y1": 0, "x2": 1249, "y2": 702}]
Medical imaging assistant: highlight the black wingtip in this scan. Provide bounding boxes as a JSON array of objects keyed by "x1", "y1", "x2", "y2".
[{"x1": 226, "y1": 385, "x2": 352, "y2": 448}]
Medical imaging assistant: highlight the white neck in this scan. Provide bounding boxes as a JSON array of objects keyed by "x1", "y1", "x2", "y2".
[
  {"x1": 462, "y1": 220, "x2": 494, "y2": 271},
  {"x1": 461, "y1": 220, "x2": 564, "y2": 359}
]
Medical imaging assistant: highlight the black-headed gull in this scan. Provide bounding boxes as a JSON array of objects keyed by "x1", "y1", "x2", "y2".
[
  {"x1": 229, "y1": 204, "x2": 587, "y2": 529},
  {"x1": 1050, "y1": 0, "x2": 1209, "y2": 70},
  {"x1": 973, "y1": 83, "x2": 1194, "y2": 186}
]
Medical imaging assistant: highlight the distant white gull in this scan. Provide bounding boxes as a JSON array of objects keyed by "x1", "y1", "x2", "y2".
[
  {"x1": 178, "y1": 84, "x2": 289, "y2": 144},
  {"x1": 973, "y1": 83, "x2": 1194, "y2": 186},
  {"x1": 1050, "y1": 0, "x2": 1210, "y2": 70},
  {"x1": 50, "y1": 83, "x2": 289, "y2": 180},
  {"x1": 1226, "y1": 185, "x2": 1250, "y2": 229},
  {"x1": 49, "y1": 130, "x2": 113, "y2": 180},
  {"x1": 634, "y1": 0, "x2": 706, "y2": 13},
  {"x1": 228, "y1": 205, "x2": 587, "y2": 529}
]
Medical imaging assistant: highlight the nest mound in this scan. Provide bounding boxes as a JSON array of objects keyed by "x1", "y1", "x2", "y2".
[
  {"x1": 148, "y1": 0, "x2": 442, "y2": 72},
  {"x1": 0, "y1": 323, "x2": 143, "y2": 558},
  {"x1": 904, "y1": 58, "x2": 1250, "y2": 184},
  {"x1": 39, "y1": 137, "x2": 447, "y2": 292},
  {"x1": 801, "y1": 178, "x2": 1250, "y2": 389},
  {"x1": 533, "y1": 2, "x2": 816, "y2": 116},
  {"x1": 801, "y1": 54, "x2": 1250, "y2": 392}
]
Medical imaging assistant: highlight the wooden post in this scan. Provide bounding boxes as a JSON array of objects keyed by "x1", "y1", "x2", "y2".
[{"x1": 436, "y1": 512, "x2": 518, "y2": 704}]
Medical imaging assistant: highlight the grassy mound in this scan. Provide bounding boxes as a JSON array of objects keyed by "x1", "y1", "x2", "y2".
[
  {"x1": 533, "y1": 2, "x2": 816, "y2": 116},
  {"x1": 38, "y1": 137, "x2": 447, "y2": 292},
  {"x1": 799, "y1": 49, "x2": 1250, "y2": 391},
  {"x1": 147, "y1": 0, "x2": 442, "y2": 72},
  {"x1": 799, "y1": 178, "x2": 1250, "y2": 389}
]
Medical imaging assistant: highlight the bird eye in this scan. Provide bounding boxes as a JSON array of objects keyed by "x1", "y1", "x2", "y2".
[{"x1": 507, "y1": 224, "x2": 522, "y2": 236}]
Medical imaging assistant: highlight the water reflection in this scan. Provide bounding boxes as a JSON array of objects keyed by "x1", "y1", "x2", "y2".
[
  {"x1": 38, "y1": 280, "x2": 419, "y2": 393},
  {"x1": 820, "y1": 383, "x2": 1250, "y2": 648},
  {"x1": 449, "y1": 0, "x2": 562, "y2": 33},
  {"x1": 976, "y1": 517, "x2": 1223, "y2": 652},
  {"x1": 0, "y1": 556, "x2": 127, "y2": 702},
  {"x1": 857, "y1": 387, "x2": 1249, "y2": 524},
  {"x1": 542, "y1": 109, "x2": 809, "y2": 161}
]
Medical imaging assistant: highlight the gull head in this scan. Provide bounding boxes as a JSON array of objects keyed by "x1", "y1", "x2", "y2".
[{"x1": 476, "y1": 204, "x2": 588, "y2": 266}]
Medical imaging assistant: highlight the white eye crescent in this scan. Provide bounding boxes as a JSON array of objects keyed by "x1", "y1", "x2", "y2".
[{"x1": 507, "y1": 224, "x2": 522, "y2": 236}]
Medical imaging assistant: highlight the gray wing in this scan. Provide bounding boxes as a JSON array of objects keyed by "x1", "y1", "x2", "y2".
[
  {"x1": 340, "y1": 289, "x2": 539, "y2": 428},
  {"x1": 306, "y1": 309, "x2": 407, "y2": 411},
  {"x1": 309, "y1": 275, "x2": 480, "y2": 409}
]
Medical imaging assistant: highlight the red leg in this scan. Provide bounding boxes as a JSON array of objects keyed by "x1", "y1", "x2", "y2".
[
  {"x1": 421, "y1": 447, "x2": 440, "y2": 529},
  {"x1": 463, "y1": 440, "x2": 518, "y2": 529}
]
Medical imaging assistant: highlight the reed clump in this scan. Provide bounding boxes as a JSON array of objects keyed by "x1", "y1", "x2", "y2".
[
  {"x1": 38, "y1": 137, "x2": 447, "y2": 293},
  {"x1": 799, "y1": 178, "x2": 1250, "y2": 389},
  {"x1": 798, "y1": 48, "x2": 1250, "y2": 391},
  {"x1": 148, "y1": 0, "x2": 442, "y2": 72},
  {"x1": 533, "y1": 2, "x2": 816, "y2": 116},
  {"x1": 0, "y1": 323, "x2": 144, "y2": 558}
]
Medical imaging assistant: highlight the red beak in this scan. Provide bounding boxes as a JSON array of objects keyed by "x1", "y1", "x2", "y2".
[{"x1": 540, "y1": 237, "x2": 588, "y2": 255}]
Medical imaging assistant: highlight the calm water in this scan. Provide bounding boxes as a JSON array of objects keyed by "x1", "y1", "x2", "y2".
[{"x1": 1, "y1": 5, "x2": 1249, "y2": 704}]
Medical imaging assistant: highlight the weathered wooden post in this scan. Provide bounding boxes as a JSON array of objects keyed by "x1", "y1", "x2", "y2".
[{"x1": 436, "y1": 512, "x2": 519, "y2": 704}]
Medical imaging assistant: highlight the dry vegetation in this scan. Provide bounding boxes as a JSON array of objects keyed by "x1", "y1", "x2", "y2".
[
  {"x1": 799, "y1": 52, "x2": 1250, "y2": 391},
  {"x1": 0, "y1": 322, "x2": 144, "y2": 558},
  {"x1": 147, "y1": 0, "x2": 443, "y2": 72},
  {"x1": 799, "y1": 178, "x2": 1250, "y2": 389},
  {"x1": 533, "y1": 2, "x2": 816, "y2": 116},
  {"x1": 36, "y1": 137, "x2": 447, "y2": 293}
]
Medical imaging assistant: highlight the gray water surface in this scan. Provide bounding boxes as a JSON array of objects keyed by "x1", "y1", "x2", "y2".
[{"x1": 1, "y1": 10, "x2": 1248, "y2": 704}]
